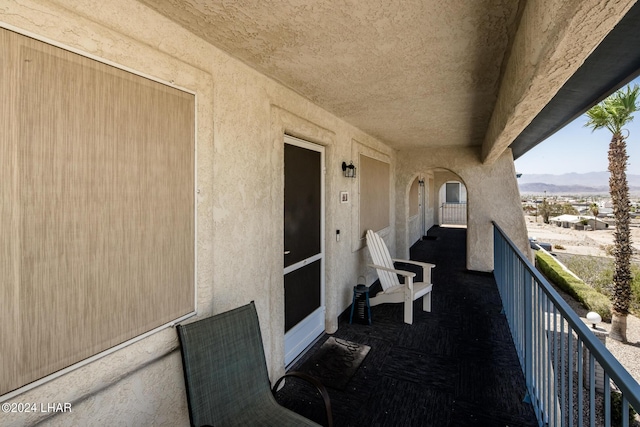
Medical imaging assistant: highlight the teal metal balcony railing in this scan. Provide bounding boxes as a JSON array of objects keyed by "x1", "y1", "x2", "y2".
[{"x1": 493, "y1": 222, "x2": 640, "y2": 427}]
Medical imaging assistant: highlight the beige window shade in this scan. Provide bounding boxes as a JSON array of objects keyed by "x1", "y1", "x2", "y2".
[
  {"x1": 359, "y1": 154, "x2": 390, "y2": 236},
  {"x1": 409, "y1": 178, "x2": 419, "y2": 216},
  {"x1": 1, "y1": 29, "x2": 195, "y2": 396}
]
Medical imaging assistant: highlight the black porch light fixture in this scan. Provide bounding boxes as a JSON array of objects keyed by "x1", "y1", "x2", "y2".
[{"x1": 342, "y1": 161, "x2": 356, "y2": 178}]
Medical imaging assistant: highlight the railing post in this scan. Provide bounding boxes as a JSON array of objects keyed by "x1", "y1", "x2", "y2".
[
  {"x1": 492, "y1": 222, "x2": 640, "y2": 427},
  {"x1": 524, "y1": 257, "x2": 533, "y2": 407}
]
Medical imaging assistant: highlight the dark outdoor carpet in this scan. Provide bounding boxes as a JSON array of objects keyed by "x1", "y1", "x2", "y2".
[
  {"x1": 275, "y1": 226, "x2": 538, "y2": 427},
  {"x1": 297, "y1": 337, "x2": 371, "y2": 390}
]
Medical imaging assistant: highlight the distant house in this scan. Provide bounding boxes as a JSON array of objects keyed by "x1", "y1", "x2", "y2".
[
  {"x1": 575, "y1": 206, "x2": 590, "y2": 215},
  {"x1": 599, "y1": 200, "x2": 614, "y2": 209},
  {"x1": 549, "y1": 214, "x2": 609, "y2": 230},
  {"x1": 575, "y1": 206, "x2": 612, "y2": 218},
  {"x1": 599, "y1": 208, "x2": 614, "y2": 217}
]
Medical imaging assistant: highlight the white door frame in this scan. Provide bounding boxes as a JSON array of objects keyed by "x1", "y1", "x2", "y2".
[{"x1": 283, "y1": 134, "x2": 325, "y2": 366}]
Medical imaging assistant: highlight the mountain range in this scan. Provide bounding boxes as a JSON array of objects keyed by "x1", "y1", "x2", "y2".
[{"x1": 518, "y1": 171, "x2": 640, "y2": 194}]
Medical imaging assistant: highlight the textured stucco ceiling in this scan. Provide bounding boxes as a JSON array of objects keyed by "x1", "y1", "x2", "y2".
[{"x1": 140, "y1": 0, "x2": 522, "y2": 150}]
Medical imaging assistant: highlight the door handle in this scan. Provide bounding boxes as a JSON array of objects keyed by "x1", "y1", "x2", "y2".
[{"x1": 284, "y1": 250, "x2": 291, "y2": 255}]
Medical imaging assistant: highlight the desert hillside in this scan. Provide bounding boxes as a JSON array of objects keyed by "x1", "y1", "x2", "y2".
[
  {"x1": 518, "y1": 171, "x2": 640, "y2": 195},
  {"x1": 525, "y1": 215, "x2": 640, "y2": 260}
]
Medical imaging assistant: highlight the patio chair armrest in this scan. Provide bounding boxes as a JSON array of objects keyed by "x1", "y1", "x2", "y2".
[
  {"x1": 392, "y1": 259, "x2": 435, "y2": 283},
  {"x1": 392, "y1": 259, "x2": 435, "y2": 270},
  {"x1": 272, "y1": 371, "x2": 333, "y2": 427},
  {"x1": 367, "y1": 263, "x2": 416, "y2": 278}
]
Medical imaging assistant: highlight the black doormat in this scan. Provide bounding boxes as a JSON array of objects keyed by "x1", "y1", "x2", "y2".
[{"x1": 298, "y1": 337, "x2": 370, "y2": 390}]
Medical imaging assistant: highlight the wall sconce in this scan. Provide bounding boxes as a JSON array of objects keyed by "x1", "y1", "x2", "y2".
[{"x1": 342, "y1": 161, "x2": 356, "y2": 178}]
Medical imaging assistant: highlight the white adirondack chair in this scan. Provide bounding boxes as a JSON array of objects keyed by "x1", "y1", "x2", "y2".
[{"x1": 365, "y1": 229, "x2": 435, "y2": 324}]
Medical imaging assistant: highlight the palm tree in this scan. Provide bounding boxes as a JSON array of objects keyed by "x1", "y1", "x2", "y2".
[
  {"x1": 585, "y1": 84, "x2": 639, "y2": 342},
  {"x1": 589, "y1": 202, "x2": 599, "y2": 230}
]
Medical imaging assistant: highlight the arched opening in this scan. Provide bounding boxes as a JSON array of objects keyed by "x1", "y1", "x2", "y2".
[
  {"x1": 399, "y1": 169, "x2": 468, "y2": 255},
  {"x1": 438, "y1": 180, "x2": 467, "y2": 226}
]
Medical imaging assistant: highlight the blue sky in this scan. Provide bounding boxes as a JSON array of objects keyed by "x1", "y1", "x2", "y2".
[{"x1": 514, "y1": 76, "x2": 640, "y2": 175}]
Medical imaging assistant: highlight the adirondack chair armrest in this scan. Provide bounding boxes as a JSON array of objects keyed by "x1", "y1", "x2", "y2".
[
  {"x1": 392, "y1": 259, "x2": 435, "y2": 269},
  {"x1": 367, "y1": 263, "x2": 415, "y2": 292},
  {"x1": 392, "y1": 259, "x2": 435, "y2": 283},
  {"x1": 367, "y1": 263, "x2": 416, "y2": 278}
]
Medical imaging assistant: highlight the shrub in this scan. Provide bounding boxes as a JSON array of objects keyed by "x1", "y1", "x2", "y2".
[
  {"x1": 535, "y1": 252, "x2": 612, "y2": 321},
  {"x1": 631, "y1": 265, "x2": 640, "y2": 315},
  {"x1": 565, "y1": 256, "x2": 614, "y2": 295},
  {"x1": 565, "y1": 255, "x2": 640, "y2": 316},
  {"x1": 610, "y1": 390, "x2": 638, "y2": 427},
  {"x1": 601, "y1": 244, "x2": 616, "y2": 257}
]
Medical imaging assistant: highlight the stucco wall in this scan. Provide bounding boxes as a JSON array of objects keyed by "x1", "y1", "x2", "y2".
[
  {"x1": 407, "y1": 177, "x2": 423, "y2": 245},
  {"x1": 482, "y1": 0, "x2": 636, "y2": 164},
  {"x1": 396, "y1": 173, "x2": 422, "y2": 258},
  {"x1": 397, "y1": 147, "x2": 530, "y2": 272},
  {"x1": 425, "y1": 176, "x2": 436, "y2": 232},
  {"x1": 408, "y1": 212, "x2": 422, "y2": 247},
  {"x1": 0, "y1": 0, "x2": 394, "y2": 425}
]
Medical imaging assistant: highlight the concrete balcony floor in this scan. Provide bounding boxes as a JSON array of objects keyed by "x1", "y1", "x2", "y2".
[{"x1": 276, "y1": 226, "x2": 538, "y2": 427}]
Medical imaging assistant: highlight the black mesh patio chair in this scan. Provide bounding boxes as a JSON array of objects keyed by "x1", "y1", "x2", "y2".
[{"x1": 177, "y1": 301, "x2": 333, "y2": 427}]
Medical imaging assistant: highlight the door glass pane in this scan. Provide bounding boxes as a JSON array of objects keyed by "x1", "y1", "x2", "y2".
[
  {"x1": 284, "y1": 259, "x2": 321, "y2": 332},
  {"x1": 284, "y1": 144, "x2": 321, "y2": 267}
]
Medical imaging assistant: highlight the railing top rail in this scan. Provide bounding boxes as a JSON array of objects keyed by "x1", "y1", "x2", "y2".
[{"x1": 492, "y1": 221, "x2": 640, "y2": 410}]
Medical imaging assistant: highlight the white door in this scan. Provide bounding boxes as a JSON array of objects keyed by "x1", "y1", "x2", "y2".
[{"x1": 283, "y1": 135, "x2": 325, "y2": 365}]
